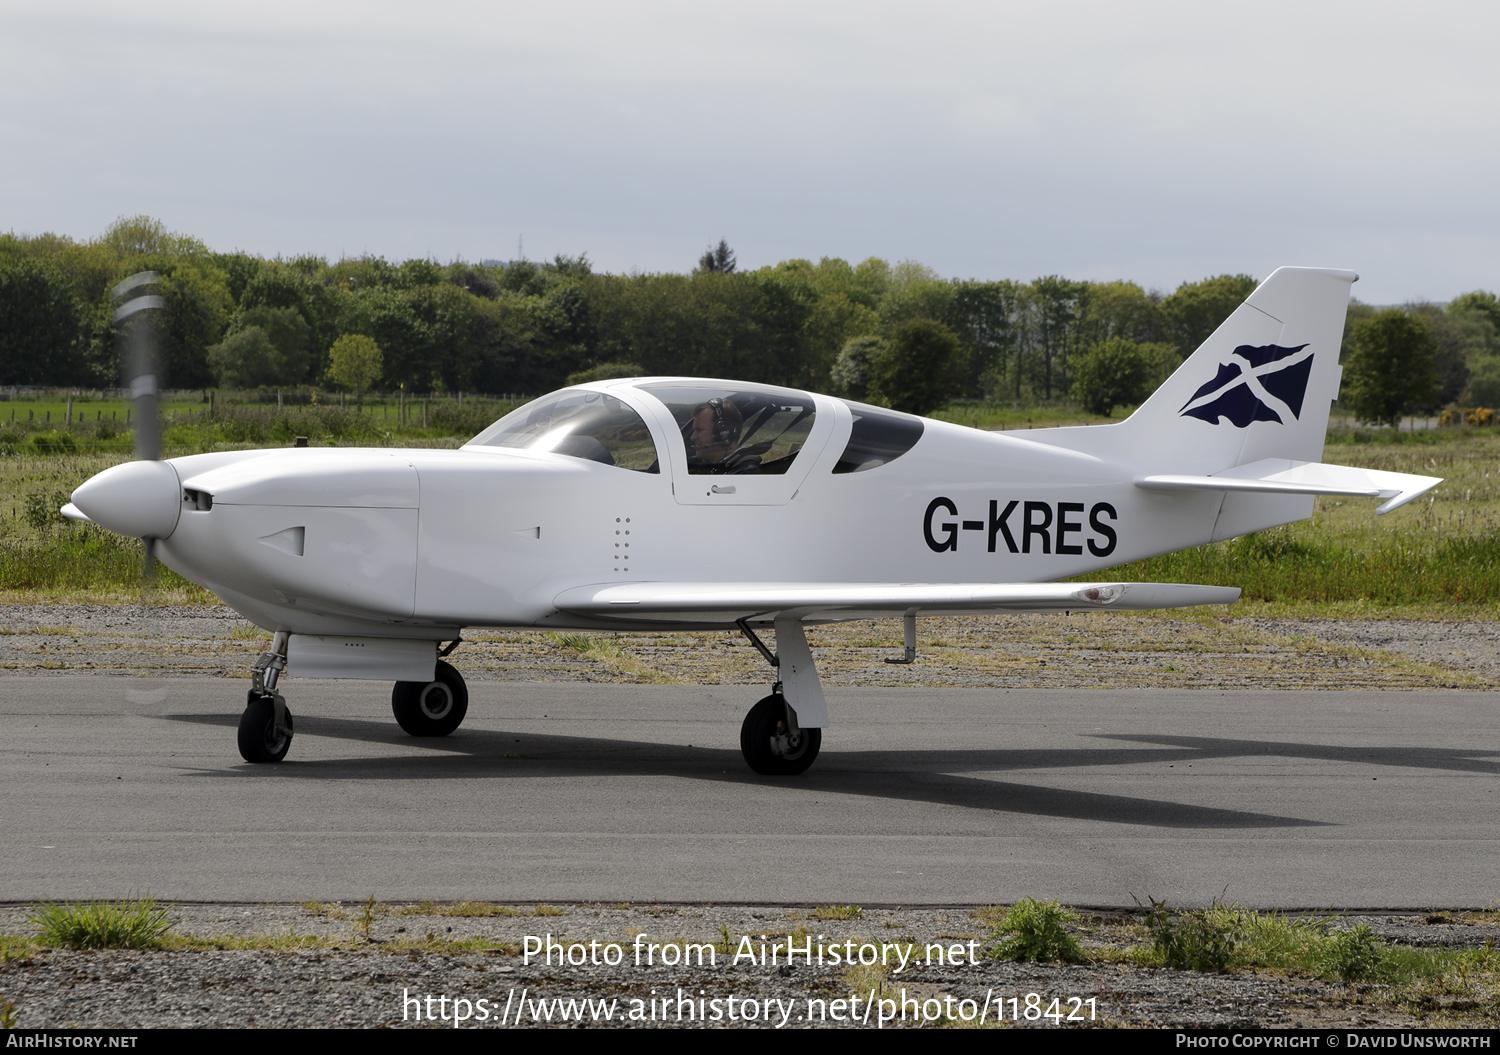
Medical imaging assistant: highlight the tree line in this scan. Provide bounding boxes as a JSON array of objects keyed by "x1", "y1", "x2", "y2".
[{"x1": 2, "y1": 216, "x2": 1495, "y2": 421}]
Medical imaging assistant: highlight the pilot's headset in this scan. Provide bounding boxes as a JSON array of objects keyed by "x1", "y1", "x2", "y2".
[
  {"x1": 705, "y1": 397, "x2": 739, "y2": 445},
  {"x1": 687, "y1": 396, "x2": 741, "y2": 459},
  {"x1": 708, "y1": 399, "x2": 744, "y2": 444}
]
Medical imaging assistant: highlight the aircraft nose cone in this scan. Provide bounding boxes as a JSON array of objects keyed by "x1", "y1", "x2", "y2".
[{"x1": 71, "y1": 460, "x2": 182, "y2": 539}]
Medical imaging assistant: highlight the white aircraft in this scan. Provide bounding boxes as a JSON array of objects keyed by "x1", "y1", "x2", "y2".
[{"x1": 66, "y1": 267, "x2": 1441, "y2": 774}]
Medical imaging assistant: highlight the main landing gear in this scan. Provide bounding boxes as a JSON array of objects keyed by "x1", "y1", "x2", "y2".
[
  {"x1": 392, "y1": 659, "x2": 469, "y2": 737},
  {"x1": 736, "y1": 617, "x2": 826, "y2": 776},
  {"x1": 732, "y1": 614, "x2": 919, "y2": 775}
]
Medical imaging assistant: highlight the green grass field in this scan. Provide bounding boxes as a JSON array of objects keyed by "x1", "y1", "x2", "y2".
[{"x1": 3, "y1": 392, "x2": 1496, "y2": 611}]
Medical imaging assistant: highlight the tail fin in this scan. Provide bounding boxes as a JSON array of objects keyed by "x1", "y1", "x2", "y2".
[
  {"x1": 1029, "y1": 268, "x2": 1441, "y2": 540},
  {"x1": 1135, "y1": 266, "x2": 1356, "y2": 471},
  {"x1": 1039, "y1": 267, "x2": 1357, "y2": 475}
]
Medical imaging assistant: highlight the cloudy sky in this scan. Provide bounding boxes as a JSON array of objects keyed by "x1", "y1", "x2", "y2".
[{"x1": 2, "y1": 0, "x2": 1494, "y2": 302}]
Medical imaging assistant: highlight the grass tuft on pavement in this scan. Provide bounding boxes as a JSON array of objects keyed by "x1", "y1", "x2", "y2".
[{"x1": 28, "y1": 897, "x2": 174, "y2": 950}]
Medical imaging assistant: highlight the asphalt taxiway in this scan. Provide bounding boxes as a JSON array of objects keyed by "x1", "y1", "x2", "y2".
[{"x1": 3, "y1": 676, "x2": 1496, "y2": 907}]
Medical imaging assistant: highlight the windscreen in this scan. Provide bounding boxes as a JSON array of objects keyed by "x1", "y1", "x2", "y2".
[{"x1": 468, "y1": 389, "x2": 660, "y2": 472}]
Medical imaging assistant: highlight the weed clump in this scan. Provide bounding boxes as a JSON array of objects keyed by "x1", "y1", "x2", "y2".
[
  {"x1": 986, "y1": 897, "x2": 1085, "y2": 963},
  {"x1": 715, "y1": 924, "x2": 736, "y2": 954},
  {"x1": 812, "y1": 905, "x2": 862, "y2": 921},
  {"x1": 28, "y1": 432, "x2": 77, "y2": 455},
  {"x1": 1322, "y1": 924, "x2": 1384, "y2": 982},
  {"x1": 842, "y1": 961, "x2": 893, "y2": 999},
  {"x1": 29, "y1": 897, "x2": 174, "y2": 950},
  {"x1": 22, "y1": 488, "x2": 73, "y2": 531},
  {"x1": 1143, "y1": 899, "x2": 1242, "y2": 972},
  {"x1": 356, "y1": 894, "x2": 383, "y2": 938}
]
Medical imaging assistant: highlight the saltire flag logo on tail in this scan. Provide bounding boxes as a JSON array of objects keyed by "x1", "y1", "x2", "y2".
[{"x1": 1179, "y1": 344, "x2": 1313, "y2": 427}]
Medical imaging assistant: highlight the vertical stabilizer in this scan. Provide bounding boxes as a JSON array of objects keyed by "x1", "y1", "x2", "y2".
[{"x1": 1035, "y1": 267, "x2": 1357, "y2": 476}]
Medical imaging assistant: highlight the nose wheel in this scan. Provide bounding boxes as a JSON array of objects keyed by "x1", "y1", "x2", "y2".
[
  {"x1": 740, "y1": 693, "x2": 820, "y2": 775},
  {"x1": 392, "y1": 660, "x2": 469, "y2": 736},
  {"x1": 238, "y1": 691, "x2": 293, "y2": 763}
]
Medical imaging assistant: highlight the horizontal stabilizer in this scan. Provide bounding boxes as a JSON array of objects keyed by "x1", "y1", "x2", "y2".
[
  {"x1": 554, "y1": 580, "x2": 1240, "y2": 623},
  {"x1": 1135, "y1": 458, "x2": 1441, "y2": 515}
]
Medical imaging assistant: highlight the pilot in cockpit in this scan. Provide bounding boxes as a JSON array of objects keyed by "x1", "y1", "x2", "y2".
[{"x1": 687, "y1": 398, "x2": 762, "y2": 475}]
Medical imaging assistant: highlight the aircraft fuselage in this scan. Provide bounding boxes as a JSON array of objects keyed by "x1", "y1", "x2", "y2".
[{"x1": 152, "y1": 386, "x2": 1289, "y2": 638}]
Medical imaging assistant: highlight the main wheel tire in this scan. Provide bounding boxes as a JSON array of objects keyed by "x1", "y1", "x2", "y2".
[
  {"x1": 238, "y1": 692, "x2": 293, "y2": 763},
  {"x1": 392, "y1": 659, "x2": 469, "y2": 737},
  {"x1": 739, "y1": 693, "x2": 821, "y2": 775}
]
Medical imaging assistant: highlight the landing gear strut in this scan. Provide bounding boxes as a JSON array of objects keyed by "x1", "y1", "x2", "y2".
[{"x1": 239, "y1": 631, "x2": 293, "y2": 763}]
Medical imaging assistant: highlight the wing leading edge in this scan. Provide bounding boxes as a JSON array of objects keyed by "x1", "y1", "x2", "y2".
[{"x1": 553, "y1": 580, "x2": 1240, "y2": 624}]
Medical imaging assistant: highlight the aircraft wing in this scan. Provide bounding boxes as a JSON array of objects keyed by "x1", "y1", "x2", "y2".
[
  {"x1": 1135, "y1": 458, "x2": 1441, "y2": 515},
  {"x1": 552, "y1": 580, "x2": 1240, "y2": 624}
]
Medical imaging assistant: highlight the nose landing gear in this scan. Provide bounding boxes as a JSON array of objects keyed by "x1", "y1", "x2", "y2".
[{"x1": 239, "y1": 632, "x2": 293, "y2": 763}]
